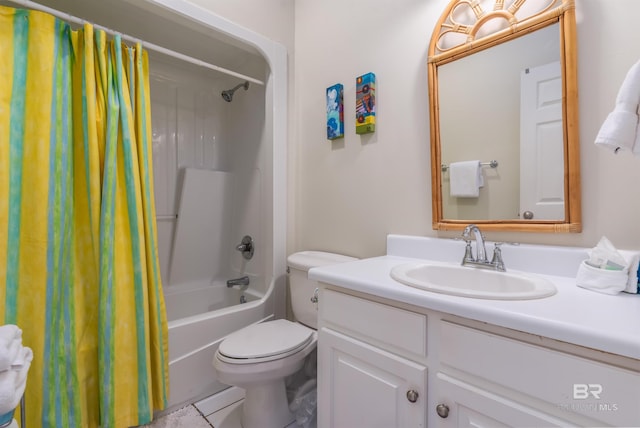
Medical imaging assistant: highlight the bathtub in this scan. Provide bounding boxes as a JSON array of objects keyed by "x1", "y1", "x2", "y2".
[
  {"x1": 164, "y1": 280, "x2": 261, "y2": 322},
  {"x1": 164, "y1": 276, "x2": 277, "y2": 411}
]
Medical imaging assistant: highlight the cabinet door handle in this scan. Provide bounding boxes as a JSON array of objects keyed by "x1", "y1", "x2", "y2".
[
  {"x1": 436, "y1": 403, "x2": 450, "y2": 418},
  {"x1": 406, "y1": 389, "x2": 419, "y2": 403},
  {"x1": 310, "y1": 288, "x2": 319, "y2": 303}
]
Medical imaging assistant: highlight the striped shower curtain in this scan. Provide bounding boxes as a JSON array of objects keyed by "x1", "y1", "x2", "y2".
[{"x1": 0, "y1": 7, "x2": 168, "y2": 427}]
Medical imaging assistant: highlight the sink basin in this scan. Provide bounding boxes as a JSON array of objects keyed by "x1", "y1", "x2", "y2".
[{"x1": 390, "y1": 261, "x2": 557, "y2": 300}]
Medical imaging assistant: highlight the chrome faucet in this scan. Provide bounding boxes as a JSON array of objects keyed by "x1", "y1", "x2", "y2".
[
  {"x1": 461, "y1": 224, "x2": 506, "y2": 271},
  {"x1": 462, "y1": 224, "x2": 488, "y2": 262},
  {"x1": 227, "y1": 275, "x2": 250, "y2": 288}
]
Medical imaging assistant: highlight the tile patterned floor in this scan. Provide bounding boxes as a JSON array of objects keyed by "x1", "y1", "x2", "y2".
[
  {"x1": 140, "y1": 405, "x2": 213, "y2": 428},
  {"x1": 139, "y1": 392, "x2": 310, "y2": 428}
]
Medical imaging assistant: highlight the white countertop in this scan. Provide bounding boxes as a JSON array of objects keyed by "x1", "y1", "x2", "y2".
[{"x1": 308, "y1": 235, "x2": 640, "y2": 360}]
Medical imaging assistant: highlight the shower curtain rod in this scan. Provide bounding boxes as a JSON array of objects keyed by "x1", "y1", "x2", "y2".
[{"x1": 5, "y1": 0, "x2": 265, "y2": 86}]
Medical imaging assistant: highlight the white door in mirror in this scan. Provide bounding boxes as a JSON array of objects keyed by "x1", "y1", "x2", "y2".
[{"x1": 520, "y1": 61, "x2": 565, "y2": 220}]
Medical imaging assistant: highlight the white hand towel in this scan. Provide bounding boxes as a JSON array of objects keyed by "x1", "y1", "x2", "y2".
[
  {"x1": 10, "y1": 347, "x2": 32, "y2": 371},
  {"x1": 449, "y1": 160, "x2": 483, "y2": 198},
  {"x1": 0, "y1": 326, "x2": 21, "y2": 344},
  {"x1": 0, "y1": 347, "x2": 32, "y2": 414},
  {"x1": 595, "y1": 59, "x2": 640, "y2": 153},
  {"x1": 0, "y1": 326, "x2": 22, "y2": 373},
  {"x1": 0, "y1": 340, "x2": 21, "y2": 373},
  {"x1": 0, "y1": 369, "x2": 26, "y2": 415}
]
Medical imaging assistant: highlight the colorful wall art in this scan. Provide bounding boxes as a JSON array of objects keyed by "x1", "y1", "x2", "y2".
[
  {"x1": 326, "y1": 83, "x2": 344, "y2": 140},
  {"x1": 356, "y1": 72, "x2": 376, "y2": 135}
]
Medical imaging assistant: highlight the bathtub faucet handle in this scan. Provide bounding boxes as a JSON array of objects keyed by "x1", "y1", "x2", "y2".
[{"x1": 236, "y1": 235, "x2": 254, "y2": 260}]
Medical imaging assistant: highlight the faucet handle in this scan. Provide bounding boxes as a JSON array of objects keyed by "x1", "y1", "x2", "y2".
[
  {"x1": 462, "y1": 239, "x2": 475, "y2": 263},
  {"x1": 491, "y1": 242, "x2": 506, "y2": 271}
]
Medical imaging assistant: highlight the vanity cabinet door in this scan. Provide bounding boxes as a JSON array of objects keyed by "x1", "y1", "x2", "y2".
[
  {"x1": 318, "y1": 327, "x2": 427, "y2": 428},
  {"x1": 433, "y1": 374, "x2": 572, "y2": 428}
]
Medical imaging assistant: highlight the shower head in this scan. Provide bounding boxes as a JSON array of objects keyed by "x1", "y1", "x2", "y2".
[{"x1": 221, "y1": 81, "x2": 250, "y2": 102}]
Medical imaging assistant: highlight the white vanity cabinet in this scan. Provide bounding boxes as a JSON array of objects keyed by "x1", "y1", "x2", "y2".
[
  {"x1": 318, "y1": 288, "x2": 428, "y2": 428},
  {"x1": 319, "y1": 329, "x2": 427, "y2": 427},
  {"x1": 435, "y1": 320, "x2": 640, "y2": 427},
  {"x1": 433, "y1": 374, "x2": 572, "y2": 427},
  {"x1": 317, "y1": 285, "x2": 640, "y2": 428}
]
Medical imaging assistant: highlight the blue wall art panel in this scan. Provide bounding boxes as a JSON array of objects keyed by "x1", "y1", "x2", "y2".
[{"x1": 326, "y1": 83, "x2": 344, "y2": 140}]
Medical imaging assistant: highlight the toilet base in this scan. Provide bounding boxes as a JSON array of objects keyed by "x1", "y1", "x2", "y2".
[
  {"x1": 212, "y1": 326, "x2": 318, "y2": 428},
  {"x1": 242, "y1": 380, "x2": 294, "y2": 428}
]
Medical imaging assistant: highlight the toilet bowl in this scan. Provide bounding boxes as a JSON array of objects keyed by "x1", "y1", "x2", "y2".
[{"x1": 213, "y1": 251, "x2": 357, "y2": 428}]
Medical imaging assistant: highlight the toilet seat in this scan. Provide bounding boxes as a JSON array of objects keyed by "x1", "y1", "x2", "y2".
[{"x1": 217, "y1": 319, "x2": 314, "y2": 364}]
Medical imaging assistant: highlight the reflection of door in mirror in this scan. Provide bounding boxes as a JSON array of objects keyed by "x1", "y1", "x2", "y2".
[
  {"x1": 520, "y1": 61, "x2": 564, "y2": 221},
  {"x1": 440, "y1": 24, "x2": 560, "y2": 221}
]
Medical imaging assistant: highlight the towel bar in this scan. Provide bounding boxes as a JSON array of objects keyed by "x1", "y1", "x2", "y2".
[{"x1": 441, "y1": 160, "x2": 498, "y2": 172}]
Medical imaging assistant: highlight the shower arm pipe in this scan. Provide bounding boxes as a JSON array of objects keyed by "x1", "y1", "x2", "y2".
[{"x1": 4, "y1": 0, "x2": 265, "y2": 86}]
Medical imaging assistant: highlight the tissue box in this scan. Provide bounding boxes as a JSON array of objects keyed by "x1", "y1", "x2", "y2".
[{"x1": 576, "y1": 260, "x2": 628, "y2": 295}]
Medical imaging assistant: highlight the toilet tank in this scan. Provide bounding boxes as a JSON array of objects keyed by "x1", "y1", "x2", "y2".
[{"x1": 287, "y1": 251, "x2": 357, "y2": 329}]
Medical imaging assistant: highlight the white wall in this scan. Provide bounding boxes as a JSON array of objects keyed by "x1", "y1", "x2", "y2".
[
  {"x1": 186, "y1": 0, "x2": 294, "y2": 50},
  {"x1": 293, "y1": 0, "x2": 437, "y2": 258},
  {"x1": 292, "y1": 0, "x2": 640, "y2": 258},
  {"x1": 193, "y1": 0, "x2": 640, "y2": 258}
]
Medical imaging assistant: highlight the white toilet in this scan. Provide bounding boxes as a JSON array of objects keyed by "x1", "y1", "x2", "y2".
[{"x1": 213, "y1": 251, "x2": 357, "y2": 428}]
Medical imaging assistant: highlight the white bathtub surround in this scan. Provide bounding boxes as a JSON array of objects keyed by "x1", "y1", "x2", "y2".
[
  {"x1": 309, "y1": 235, "x2": 640, "y2": 359},
  {"x1": 169, "y1": 169, "x2": 234, "y2": 285},
  {"x1": 164, "y1": 281, "x2": 262, "y2": 322}
]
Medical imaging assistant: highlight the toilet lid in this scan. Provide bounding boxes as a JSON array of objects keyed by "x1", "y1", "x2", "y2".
[{"x1": 218, "y1": 319, "x2": 314, "y2": 361}]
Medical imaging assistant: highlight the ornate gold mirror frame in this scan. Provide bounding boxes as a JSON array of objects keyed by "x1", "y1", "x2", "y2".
[{"x1": 428, "y1": 0, "x2": 581, "y2": 233}]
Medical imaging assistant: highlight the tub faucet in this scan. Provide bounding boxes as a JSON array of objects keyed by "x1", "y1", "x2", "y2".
[
  {"x1": 461, "y1": 224, "x2": 506, "y2": 271},
  {"x1": 227, "y1": 275, "x2": 250, "y2": 288}
]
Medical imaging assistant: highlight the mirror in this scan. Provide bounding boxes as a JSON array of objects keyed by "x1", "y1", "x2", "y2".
[{"x1": 428, "y1": 0, "x2": 581, "y2": 233}]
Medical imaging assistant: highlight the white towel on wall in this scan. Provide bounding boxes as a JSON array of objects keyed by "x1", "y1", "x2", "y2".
[
  {"x1": 449, "y1": 160, "x2": 483, "y2": 198},
  {"x1": 594, "y1": 59, "x2": 640, "y2": 154}
]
